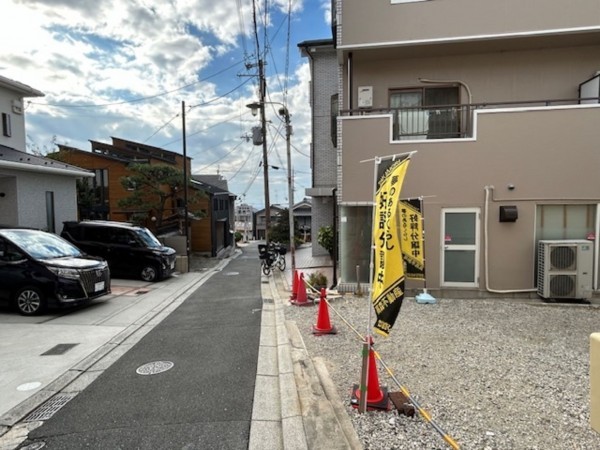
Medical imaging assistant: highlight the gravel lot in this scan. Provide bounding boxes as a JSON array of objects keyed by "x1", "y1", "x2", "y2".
[{"x1": 283, "y1": 292, "x2": 600, "y2": 450}]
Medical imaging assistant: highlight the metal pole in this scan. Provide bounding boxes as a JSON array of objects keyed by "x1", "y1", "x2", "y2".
[
  {"x1": 284, "y1": 109, "x2": 296, "y2": 275},
  {"x1": 331, "y1": 187, "x2": 337, "y2": 289}
]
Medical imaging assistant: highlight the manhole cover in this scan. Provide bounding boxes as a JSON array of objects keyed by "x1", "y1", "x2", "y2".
[
  {"x1": 24, "y1": 393, "x2": 77, "y2": 422},
  {"x1": 17, "y1": 382, "x2": 42, "y2": 392},
  {"x1": 224, "y1": 272, "x2": 239, "y2": 276},
  {"x1": 136, "y1": 361, "x2": 174, "y2": 375}
]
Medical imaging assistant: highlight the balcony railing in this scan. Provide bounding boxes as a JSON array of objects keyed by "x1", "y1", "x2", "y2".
[{"x1": 341, "y1": 97, "x2": 600, "y2": 140}]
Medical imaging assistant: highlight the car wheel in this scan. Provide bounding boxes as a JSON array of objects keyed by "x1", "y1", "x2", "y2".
[
  {"x1": 14, "y1": 286, "x2": 47, "y2": 316},
  {"x1": 140, "y1": 265, "x2": 158, "y2": 282}
]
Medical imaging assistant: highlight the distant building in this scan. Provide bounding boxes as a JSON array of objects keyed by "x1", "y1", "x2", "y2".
[
  {"x1": 293, "y1": 198, "x2": 312, "y2": 242},
  {"x1": 235, "y1": 203, "x2": 255, "y2": 241}
]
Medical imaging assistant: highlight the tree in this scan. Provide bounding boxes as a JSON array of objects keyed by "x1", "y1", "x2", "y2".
[
  {"x1": 118, "y1": 163, "x2": 204, "y2": 228},
  {"x1": 269, "y1": 208, "x2": 299, "y2": 244}
]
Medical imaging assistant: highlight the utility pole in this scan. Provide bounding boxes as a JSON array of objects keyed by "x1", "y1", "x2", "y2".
[
  {"x1": 258, "y1": 60, "x2": 271, "y2": 244},
  {"x1": 182, "y1": 100, "x2": 189, "y2": 261}
]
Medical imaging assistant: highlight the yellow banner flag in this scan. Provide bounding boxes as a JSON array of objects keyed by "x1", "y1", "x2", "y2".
[
  {"x1": 400, "y1": 199, "x2": 425, "y2": 280},
  {"x1": 372, "y1": 157, "x2": 410, "y2": 337}
]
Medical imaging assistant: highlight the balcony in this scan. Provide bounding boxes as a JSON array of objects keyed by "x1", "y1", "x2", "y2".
[{"x1": 341, "y1": 96, "x2": 600, "y2": 141}]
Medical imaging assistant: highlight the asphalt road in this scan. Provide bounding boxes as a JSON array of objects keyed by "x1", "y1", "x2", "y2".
[{"x1": 21, "y1": 246, "x2": 262, "y2": 449}]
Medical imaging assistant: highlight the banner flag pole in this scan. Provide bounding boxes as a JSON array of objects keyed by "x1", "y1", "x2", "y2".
[
  {"x1": 415, "y1": 196, "x2": 437, "y2": 304},
  {"x1": 357, "y1": 151, "x2": 416, "y2": 413}
]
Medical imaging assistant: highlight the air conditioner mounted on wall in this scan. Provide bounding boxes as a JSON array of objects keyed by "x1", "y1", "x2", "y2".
[{"x1": 537, "y1": 240, "x2": 593, "y2": 300}]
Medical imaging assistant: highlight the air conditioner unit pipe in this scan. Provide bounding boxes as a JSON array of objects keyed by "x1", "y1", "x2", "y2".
[{"x1": 484, "y1": 185, "x2": 536, "y2": 294}]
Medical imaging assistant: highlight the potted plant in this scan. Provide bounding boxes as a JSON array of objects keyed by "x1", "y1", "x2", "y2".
[{"x1": 307, "y1": 271, "x2": 328, "y2": 291}]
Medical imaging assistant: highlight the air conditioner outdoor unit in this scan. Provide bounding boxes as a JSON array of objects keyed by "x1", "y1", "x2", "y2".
[{"x1": 537, "y1": 240, "x2": 594, "y2": 300}]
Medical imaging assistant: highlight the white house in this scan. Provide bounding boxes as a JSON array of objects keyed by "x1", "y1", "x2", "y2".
[{"x1": 0, "y1": 75, "x2": 92, "y2": 231}]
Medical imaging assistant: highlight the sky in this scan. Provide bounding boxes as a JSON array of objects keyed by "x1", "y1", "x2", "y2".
[{"x1": 0, "y1": 0, "x2": 332, "y2": 210}]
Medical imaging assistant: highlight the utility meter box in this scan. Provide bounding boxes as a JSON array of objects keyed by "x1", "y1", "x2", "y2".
[{"x1": 358, "y1": 86, "x2": 373, "y2": 108}]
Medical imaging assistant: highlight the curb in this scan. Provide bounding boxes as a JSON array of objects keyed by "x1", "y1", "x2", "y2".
[
  {"x1": 250, "y1": 271, "x2": 307, "y2": 450},
  {"x1": 262, "y1": 268, "x2": 363, "y2": 450}
]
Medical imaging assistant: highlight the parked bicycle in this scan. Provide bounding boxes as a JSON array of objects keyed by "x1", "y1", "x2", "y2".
[{"x1": 258, "y1": 242, "x2": 287, "y2": 275}]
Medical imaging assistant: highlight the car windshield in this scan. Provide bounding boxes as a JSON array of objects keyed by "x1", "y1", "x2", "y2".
[
  {"x1": 136, "y1": 228, "x2": 163, "y2": 248},
  {"x1": 0, "y1": 230, "x2": 83, "y2": 259}
]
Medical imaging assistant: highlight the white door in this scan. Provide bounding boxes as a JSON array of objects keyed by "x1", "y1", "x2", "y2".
[{"x1": 441, "y1": 208, "x2": 479, "y2": 287}]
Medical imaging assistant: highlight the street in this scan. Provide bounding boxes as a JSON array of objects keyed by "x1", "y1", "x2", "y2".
[{"x1": 15, "y1": 246, "x2": 262, "y2": 449}]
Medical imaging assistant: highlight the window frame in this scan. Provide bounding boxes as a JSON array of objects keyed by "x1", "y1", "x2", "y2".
[{"x1": 2, "y1": 113, "x2": 11, "y2": 137}]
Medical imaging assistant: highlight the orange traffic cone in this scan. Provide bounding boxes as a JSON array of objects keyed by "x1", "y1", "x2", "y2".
[
  {"x1": 290, "y1": 270, "x2": 299, "y2": 301},
  {"x1": 290, "y1": 273, "x2": 311, "y2": 306},
  {"x1": 312, "y1": 288, "x2": 337, "y2": 335},
  {"x1": 351, "y1": 341, "x2": 389, "y2": 410}
]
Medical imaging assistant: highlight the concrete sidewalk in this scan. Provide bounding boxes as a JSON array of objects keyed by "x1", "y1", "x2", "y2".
[{"x1": 255, "y1": 260, "x2": 361, "y2": 450}]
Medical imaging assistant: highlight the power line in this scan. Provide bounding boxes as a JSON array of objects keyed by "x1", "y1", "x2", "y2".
[
  {"x1": 28, "y1": 59, "x2": 245, "y2": 108},
  {"x1": 194, "y1": 139, "x2": 245, "y2": 172}
]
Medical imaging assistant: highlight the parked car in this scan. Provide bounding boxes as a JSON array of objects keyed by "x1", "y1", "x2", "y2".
[
  {"x1": 61, "y1": 221, "x2": 177, "y2": 282},
  {"x1": 0, "y1": 228, "x2": 111, "y2": 315}
]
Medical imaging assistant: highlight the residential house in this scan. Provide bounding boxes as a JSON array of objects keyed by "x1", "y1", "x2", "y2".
[
  {"x1": 298, "y1": 39, "x2": 337, "y2": 256},
  {"x1": 293, "y1": 198, "x2": 312, "y2": 243},
  {"x1": 0, "y1": 75, "x2": 91, "y2": 230},
  {"x1": 49, "y1": 138, "x2": 234, "y2": 256},
  {"x1": 254, "y1": 205, "x2": 285, "y2": 240},
  {"x1": 191, "y1": 174, "x2": 236, "y2": 256},
  {"x1": 324, "y1": 0, "x2": 600, "y2": 297}
]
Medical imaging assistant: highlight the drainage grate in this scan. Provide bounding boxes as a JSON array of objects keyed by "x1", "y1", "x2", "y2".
[
  {"x1": 136, "y1": 361, "x2": 174, "y2": 375},
  {"x1": 263, "y1": 298, "x2": 274, "y2": 304},
  {"x1": 24, "y1": 393, "x2": 77, "y2": 422},
  {"x1": 41, "y1": 343, "x2": 79, "y2": 356}
]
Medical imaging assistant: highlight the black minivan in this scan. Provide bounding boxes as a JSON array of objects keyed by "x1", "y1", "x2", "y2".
[
  {"x1": 0, "y1": 228, "x2": 111, "y2": 315},
  {"x1": 61, "y1": 221, "x2": 177, "y2": 282}
]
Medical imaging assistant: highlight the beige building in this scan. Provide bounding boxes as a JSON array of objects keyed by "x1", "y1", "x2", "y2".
[{"x1": 329, "y1": 0, "x2": 600, "y2": 297}]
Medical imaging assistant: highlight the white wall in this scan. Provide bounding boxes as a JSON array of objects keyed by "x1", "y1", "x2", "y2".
[
  {"x1": 0, "y1": 176, "x2": 18, "y2": 225},
  {"x1": 15, "y1": 171, "x2": 79, "y2": 231},
  {"x1": 0, "y1": 89, "x2": 26, "y2": 151}
]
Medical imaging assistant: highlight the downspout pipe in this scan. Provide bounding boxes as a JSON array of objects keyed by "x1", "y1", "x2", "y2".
[{"x1": 484, "y1": 185, "x2": 537, "y2": 294}]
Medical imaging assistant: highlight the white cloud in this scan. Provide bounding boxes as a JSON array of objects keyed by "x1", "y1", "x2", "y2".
[{"x1": 2, "y1": 0, "x2": 327, "y2": 208}]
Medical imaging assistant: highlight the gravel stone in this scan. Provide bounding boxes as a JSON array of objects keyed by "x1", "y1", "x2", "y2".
[{"x1": 283, "y1": 294, "x2": 600, "y2": 449}]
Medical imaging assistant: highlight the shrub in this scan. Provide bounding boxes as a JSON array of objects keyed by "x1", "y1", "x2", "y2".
[
  {"x1": 307, "y1": 271, "x2": 328, "y2": 289},
  {"x1": 317, "y1": 225, "x2": 334, "y2": 256}
]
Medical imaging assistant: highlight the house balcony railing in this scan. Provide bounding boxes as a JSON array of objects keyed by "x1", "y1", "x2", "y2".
[{"x1": 341, "y1": 96, "x2": 600, "y2": 141}]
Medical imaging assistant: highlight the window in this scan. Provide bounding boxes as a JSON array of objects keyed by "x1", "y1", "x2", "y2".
[
  {"x1": 536, "y1": 204, "x2": 596, "y2": 241},
  {"x1": 390, "y1": 86, "x2": 459, "y2": 140},
  {"x1": 2, "y1": 113, "x2": 11, "y2": 137}
]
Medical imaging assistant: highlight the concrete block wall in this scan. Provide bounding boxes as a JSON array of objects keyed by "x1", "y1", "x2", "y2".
[{"x1": 311, "y1": 50, "x2": 338, "y2": 188}]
